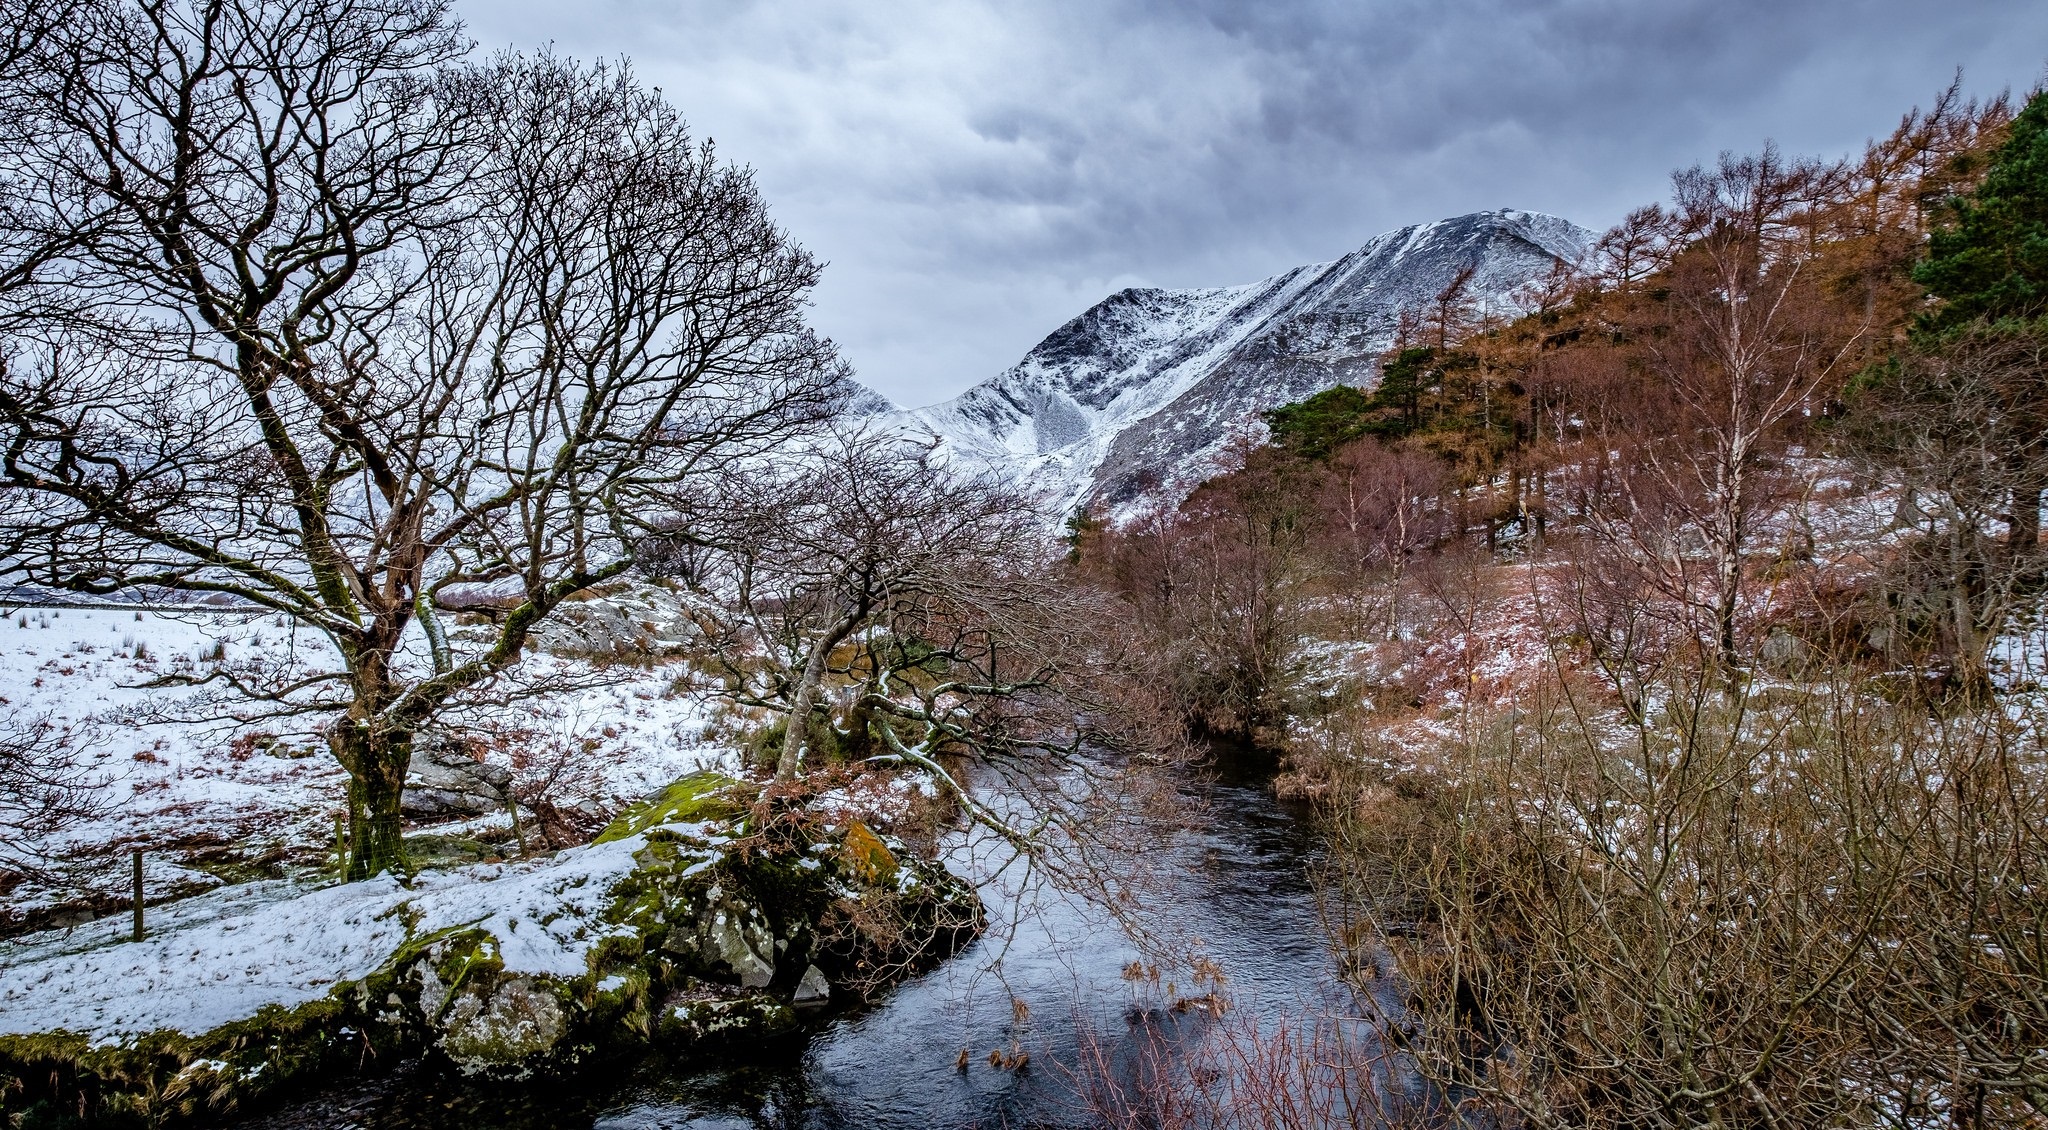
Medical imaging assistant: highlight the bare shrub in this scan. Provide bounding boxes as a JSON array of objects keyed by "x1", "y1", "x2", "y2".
[
  {"x1": 0, "y1": 713, "x2": 105, "y2": 876},
  {"x1": 1066, "y1": 994, "x2": 1410, "y2": 1130},
  {"x1": 1084, "y1": 441, "x2": 1321, "y2": 745},
  {"x1": 1311, "y1": 610, "x2": 2048, "y2": 1130}
]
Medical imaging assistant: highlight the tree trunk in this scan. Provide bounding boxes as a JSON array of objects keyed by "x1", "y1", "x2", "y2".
[
  {"x1": 1716, "y1": 570, "x2": 1741, "y2": 675},
  {"x1": 1947, "y1": 524, "x2": 1995, "y2": 704},
  {"x1": 775, "y1": 607, "x2": 864, "y2": 783},
  {"x1": 336, "y1": 724, "x2": 412, "y2": 881},
  {"x1": 2009, "y1": 479, "x2": 2041, "y2": 572}
]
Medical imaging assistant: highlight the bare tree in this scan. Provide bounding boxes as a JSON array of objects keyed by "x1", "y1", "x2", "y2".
[
  {"x1": 1086, "y1": 439, "x2": 1320, "y2": 745},
  {"x1": 676, "y1": 434, "x2": 1038, "y2": 777},
  {"x1": 1580, "y1": 147, "x2": 1865, "y2": 674},
  {"x1": 670, "y1": 431, "x2": 1170, "y2": 865},
  {"x1": 1859, "y1": 701, "x2": 2048, "y2": 1125},
  {"x1": 0, "y1": 1, "x2": 847, "y2": 877},
  {"x1": 0, "y1": 713, "x2": 106, "y2": 879},
  {"x1": 1314, "y1": 438, "x2": 1449, "y2": 639},
  {"x1": 1843, "y1": 325, "x2": 2048, "y2": 695}
]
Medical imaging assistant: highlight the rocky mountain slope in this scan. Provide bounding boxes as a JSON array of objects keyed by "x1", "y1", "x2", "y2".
[{"x1": 865, "y1": 209, "x2": 1591, "y2": 518}]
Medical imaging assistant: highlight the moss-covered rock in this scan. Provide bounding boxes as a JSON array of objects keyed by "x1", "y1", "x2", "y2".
[
  {"x1": 654, "y1": 979, "x2": 796, "y2": 1045},
  {"x1": 0, "y1": 774, "x2": 982, "y2": 1127},
  {"x1": 592, "y1": 771, "x2": 746, "y2": 844}
]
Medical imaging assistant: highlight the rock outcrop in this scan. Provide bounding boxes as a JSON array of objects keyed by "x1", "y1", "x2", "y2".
[
  {"x1": 0, "y1": 773, "x2": 982, "y2": 1126},
  {"x1": 401, "y1": 737, "x2": 514, "y2": 818}
]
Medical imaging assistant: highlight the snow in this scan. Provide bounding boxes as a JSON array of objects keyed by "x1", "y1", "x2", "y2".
[
  {"x1": 884, "y1": 209, "x2": 1593, "y2": 519},
  {"x1": 0, "y1": 608, "x2": 348, "y2": 909},
  {"x1": 0, "y1": 831, "x2": 670, "y2": 1042},
  {"x1": 0, "y1": 598, "x2": 745, "y2": 930},
  {"x1": 0, "y1": 873, "x2": 411, "y2": 1041}
]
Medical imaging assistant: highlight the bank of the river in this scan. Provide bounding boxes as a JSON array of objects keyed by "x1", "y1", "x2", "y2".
[
  {"x1": 0, "y1": 775, "x2": 982, "y2": 1128},
  {"x1": 228, "y1": 753, "x2": 1370, "y2": 1130}
]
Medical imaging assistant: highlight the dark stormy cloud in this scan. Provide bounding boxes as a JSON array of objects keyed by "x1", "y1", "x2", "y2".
[{"x1": 458, "y1": 0, "x2": 2048, "y2": 406}]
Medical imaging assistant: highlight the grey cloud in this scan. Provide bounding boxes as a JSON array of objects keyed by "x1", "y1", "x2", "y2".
[{"x1": 459, "y1": 0, "x2": 2048, "y2": 406}]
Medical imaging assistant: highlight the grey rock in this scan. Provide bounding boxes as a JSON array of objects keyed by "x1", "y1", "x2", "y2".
[
  {"x1": 1761, "y1": 630, "x2": 1813, "y2": 675},
  {"x1": 792, "y1": 964, "x2": 831, "y2": 1009},
  {"x1": 528, "y1": 583, "x2": 702, "y2": 657},
  {"x1": 403, "y1": 738, "x2": 511, "y2": 818},
  {"x1": 665, "y1": 882, "x2": 777, "y2": 989}
]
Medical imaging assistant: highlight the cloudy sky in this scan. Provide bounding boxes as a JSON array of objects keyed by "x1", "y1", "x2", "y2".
[{"x1": 460, "y1": 1, "x2": 2048, "y2": 408}]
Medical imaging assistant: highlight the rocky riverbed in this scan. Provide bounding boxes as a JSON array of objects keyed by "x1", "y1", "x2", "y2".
[{"x1": 0, "y1": 774, "x2": 982, "y2": 1127}]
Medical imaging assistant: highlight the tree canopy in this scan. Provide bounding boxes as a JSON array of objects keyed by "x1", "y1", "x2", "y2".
[{"x1": 1916, "y1": 88, "x2": 2048, "y2": 329}]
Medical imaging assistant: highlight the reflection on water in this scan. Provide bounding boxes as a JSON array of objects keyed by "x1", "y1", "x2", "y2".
[{"x1": 239, "y1": 756, "x2": 1353, "y2": 1130}]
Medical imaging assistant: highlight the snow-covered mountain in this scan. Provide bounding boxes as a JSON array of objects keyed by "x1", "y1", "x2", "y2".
[{"x1": 869, "y1": 209, "x2": 1592, "y2": 519}]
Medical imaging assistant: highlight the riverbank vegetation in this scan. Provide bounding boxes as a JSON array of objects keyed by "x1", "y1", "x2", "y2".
[
  {"x1": 7, "y1": 1, "x2": 2048, "y2": 1126},
  {"x1": 1076, "y1": 80, "x2": 2048, "y2": 1127},
  {"x1": 0, "y1": 1, "x2": 1168, "y2": 1118}
]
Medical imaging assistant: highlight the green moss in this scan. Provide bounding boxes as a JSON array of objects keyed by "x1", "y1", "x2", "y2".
[
  {"x1": 421, "y1": 928, "x2": 505, "y2": 1016},
  {"x1": 594, "y1": 772, "x2": 747, "y2": 844},
  {"x1": 738, "y1": 855, "x2": 832, "y2": 941},
  {"x1": 403, "y1": 833, "x2": 503, "y2": 870},
  {"x1": 433, "y1": 976, "x2": 573, "y2": 1074},
  {"x1": 0, "y1": 991, "x2": 382, "y2": 1128}
]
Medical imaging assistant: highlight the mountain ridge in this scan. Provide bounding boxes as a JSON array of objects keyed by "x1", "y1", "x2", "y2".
[{"x1": 864, "y1": 209, "x2": 1592, "y2": 518}]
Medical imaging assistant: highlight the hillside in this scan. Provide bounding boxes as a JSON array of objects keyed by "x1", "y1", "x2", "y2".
[{"x1": 872, "y1": 209, "x2": 1589, "y2": 517}]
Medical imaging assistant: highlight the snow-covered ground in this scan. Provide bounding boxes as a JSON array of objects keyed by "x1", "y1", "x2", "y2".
[
  {"x1": 0, "y1": 827, "x2": 683, "y2": 1043},
  {"x1": 0, "y1": 601, "x2": 746, "y2": 932}
]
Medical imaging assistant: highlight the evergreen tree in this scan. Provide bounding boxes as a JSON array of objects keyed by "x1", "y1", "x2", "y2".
[
  {"x1": 1264, "y1": 385, "x2": 1375, "y2": 459},
  {"x1": 1916, "y1": 88, "x2": 2048, "y2": 330}
]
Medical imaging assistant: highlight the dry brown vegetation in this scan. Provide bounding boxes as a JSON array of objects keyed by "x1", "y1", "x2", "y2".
[{"x1": 1074, "y1": 80, "x2": 2048, "y2": 1127}]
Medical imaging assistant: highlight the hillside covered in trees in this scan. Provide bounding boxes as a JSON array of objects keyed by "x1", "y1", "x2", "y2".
[{"x1": 1070, "y1": 80, "x2": 2048, "y2": 1127}]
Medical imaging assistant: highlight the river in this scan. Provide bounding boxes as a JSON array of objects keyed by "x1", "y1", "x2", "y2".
[{"x1": 237, "y1": 754, "x2": 1361, "y2": 1129}]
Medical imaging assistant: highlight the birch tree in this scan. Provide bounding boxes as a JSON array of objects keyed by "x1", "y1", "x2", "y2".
[{"x1": 1585, "y1": 148, "x2": 1865, "y2": 673}]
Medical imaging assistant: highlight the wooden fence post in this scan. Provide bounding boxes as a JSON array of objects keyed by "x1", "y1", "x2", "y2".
[{"x1": 131, "y1": 848, "x2": 144, "y2": 942}]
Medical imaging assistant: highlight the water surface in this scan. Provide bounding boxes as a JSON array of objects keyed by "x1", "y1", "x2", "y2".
[{"x1": 240, "y1": 757, "x2": 1343, "y2": 1129}]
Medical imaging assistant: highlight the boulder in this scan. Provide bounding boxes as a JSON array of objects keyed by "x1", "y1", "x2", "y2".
[
  {"x1": 403, "y1": 737, "x2": 513, "y2": 818},
  {"x1": 0, "y1": 772, "x2": 984, "y2": 1125},
  {"x1": 792, "y1": 964, "x2": 831, "y2": 1009},
  {"x1": 1760, "y1": 629, "x2": 1814, "y2": 676}
]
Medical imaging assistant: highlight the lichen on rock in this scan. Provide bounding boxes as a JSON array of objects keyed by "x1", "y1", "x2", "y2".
[{"x1": 436, "y1": 975, "x2": 572, "y2": 1075}]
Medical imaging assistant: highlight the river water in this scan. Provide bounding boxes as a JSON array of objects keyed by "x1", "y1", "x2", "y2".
[{"x1": 239, "y1": 756, "x2": 1357, "y2": 1129}]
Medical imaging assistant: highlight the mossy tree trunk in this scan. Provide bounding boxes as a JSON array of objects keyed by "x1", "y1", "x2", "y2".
[
  {"x1": 331, "y1": 681, "x2": 417, "y2": 881},
  {"x1": 342, "y1": 732, "x2": 412, "y2": 880},
  {"x1": 775, "y1": 606, "x2": 865, "y2": 783}
]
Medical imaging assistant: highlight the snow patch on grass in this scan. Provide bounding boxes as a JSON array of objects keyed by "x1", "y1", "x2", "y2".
[{"x1": 0, "y1": 833, "x2": 661, "y2": 1042}]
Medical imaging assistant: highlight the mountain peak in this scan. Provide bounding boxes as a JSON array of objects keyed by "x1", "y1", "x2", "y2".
[{"x1": 889, "y1": 210, "x2": 1591, "y2": 518}]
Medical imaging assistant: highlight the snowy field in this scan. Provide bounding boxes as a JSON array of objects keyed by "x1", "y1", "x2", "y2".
[
  {"x1": 0, "y1": 827, "x2": 675, "y2": 1042},
  {"x1": 0, "y1": 600, "x2": 746, "y2": 933}
]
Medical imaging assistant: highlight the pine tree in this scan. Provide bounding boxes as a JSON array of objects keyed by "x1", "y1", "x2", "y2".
[{"x1": 1916, "y1": 88, "x2": 2048, "y2": 330}]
